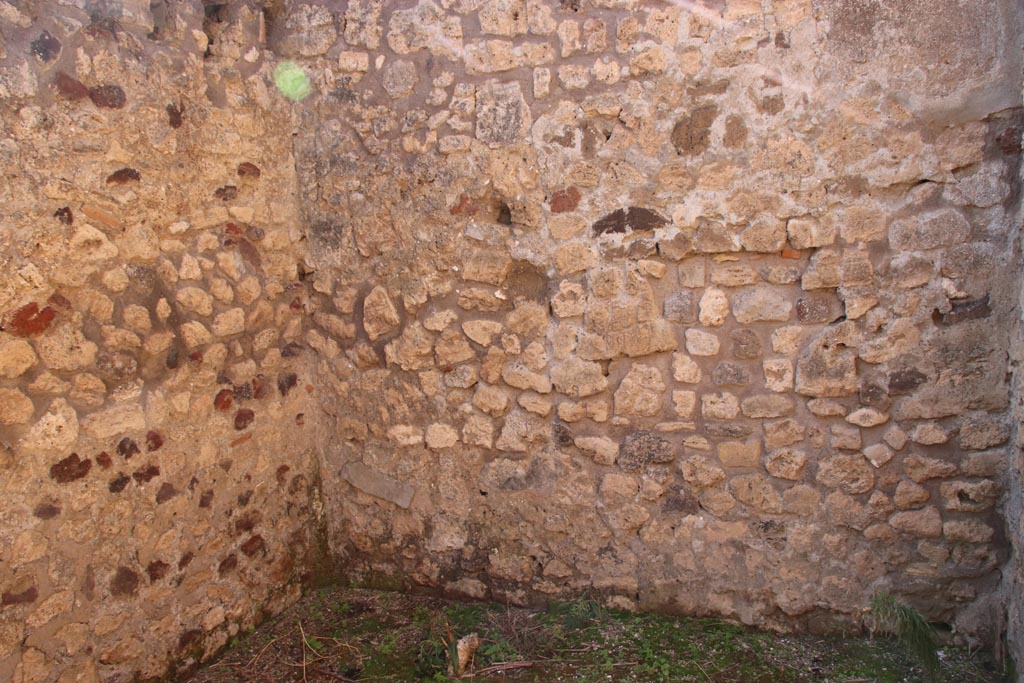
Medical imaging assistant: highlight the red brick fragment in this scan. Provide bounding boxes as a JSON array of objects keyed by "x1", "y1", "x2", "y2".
[
  {"x1": 6, "y1": 302, "x2": 55, "y2": 337},
  {"x1": 214, "y1": 388, "x2": 234, "y2": 411},
  {"x1": 550, "y1": 186, "x2": 581, "y2": 213},
  {"x1": 237, "y1": 162, "x2": 261, "y2": 178},
  {"x1": 110, "y1": 567, "x2": 139, "y2": 597},
  {"x1": 146, "y1": 560, "x2": 170, "y2": 582},
  {"x1": 230, "y1": 433, "x2": 253, "y2": 448},
  {"x1": 33, "y1": 503, "x2": 60, "y2": 519},
  {"x1": 132, "y1": 464, "x2": 160, "y2": 484},
  {"x1": 53, "y1": 72, "x2": 88, "y2": 99},
  {"x1": 50, "y1": 453, "x2": 92, "y2": 483},
  {"x1": 234, "y1": 409, "x2": 255, "y2": 430},
  {"x1": 145, "y1": 431, "x2": 164, "y2": 451},
  {"x1": 240, "y1": 535, "x2": 267, "y2": 557},
  {"x1": 1, "y1": 586, "x2": 38, "y2": 606},
  {"x1": 450, "y1": 193, "x2": 479, "y2": 216}
]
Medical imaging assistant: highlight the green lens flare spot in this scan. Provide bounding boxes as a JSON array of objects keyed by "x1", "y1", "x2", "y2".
[{"x1": 273, "y1": 61, "x2": 312, "y2": 102}]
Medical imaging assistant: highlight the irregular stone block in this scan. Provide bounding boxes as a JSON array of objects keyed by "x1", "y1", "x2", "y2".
[{"x1": 342, "y1": 462, "x2": 415, "y2": 509}]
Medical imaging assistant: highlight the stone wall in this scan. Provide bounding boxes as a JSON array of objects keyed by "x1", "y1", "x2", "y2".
[
  {"x1": 2, "y1": 0, "x2": 1023, "y2": 680},
  {"x1": 295, "y1": 0, "x2": 1024, "y2": 646},
  {"x1": 0, "y1": 2, "x2": 323, "y2": 681},
  {"x1": 1006, "y1": 77, "x2": 1024, "y2": 678}
]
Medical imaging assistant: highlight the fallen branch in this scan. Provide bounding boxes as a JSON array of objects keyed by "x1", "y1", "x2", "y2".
[
  {"x1": 248, "y1": 635, "x2": 284, "y2": 668},
  {"x1": 298, "y1": 621, "x2": 309, "y2": 683}
]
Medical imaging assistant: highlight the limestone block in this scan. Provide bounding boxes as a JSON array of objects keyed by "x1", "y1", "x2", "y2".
[
  {"x1": 363, "y1": 286, "x2": 401, "y2": 341},
  {"x1": 0, "y1": 386, "x2": 33, "y2": 424},
  {"x1": 551, "y1": 358, "x2": 607, "y2": 398},
  {"x1": 342, "y1": 462, "x2": 415, "y2": 509},
  {"x1": 614, "y1": 364, "x2": 665, "y2": 417}
]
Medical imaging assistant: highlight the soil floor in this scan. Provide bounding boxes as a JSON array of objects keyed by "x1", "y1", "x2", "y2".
[{"x1": 178, "y1": 586, "x2": 1009, "y2": 683}]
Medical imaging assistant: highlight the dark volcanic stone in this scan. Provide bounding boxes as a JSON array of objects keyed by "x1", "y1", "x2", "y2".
[
  {"x1": 31, "y1": 31, "x2": 61, "y2": 62},
  {"x1": 593, "y1": 207, "x2": 669, "y2": 236},
  {"x1": 617, "y1": 431, "x2": 675, "y2": 472},
  {"x1": 888, "y1": 369, "x2": 927, "y2": 394},
  {"x1": 89, "y1": 84, "x2": 127, "y2": 109},
  {"x1": 671, "y1": 104, "x2": 718, "y2": 156},
  {"x1": 106, "y1": 167, "x2": 140, "y2": 184},
  {"x1": 730, "y1": 329, "x2": 762, "y2": 359}
]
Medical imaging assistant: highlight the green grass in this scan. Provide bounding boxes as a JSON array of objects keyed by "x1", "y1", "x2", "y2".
[{"x1": 180, "y1": 588, "x2": 1010, "y2": 683}]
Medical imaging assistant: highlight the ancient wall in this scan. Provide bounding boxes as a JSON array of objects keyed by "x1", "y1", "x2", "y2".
[
  {"x1": 295, "y1": 0, "x2": 1024, "y2": 645},
  {"x1": 0, "y1": 2, "x2": 323, "y2": 681},
  {"x1": 1006, "y1": 78, "x2": 1024, "y2": 679},
  {"x1": 2, "y1": 0, "x2": 1024, "y2": 681}
]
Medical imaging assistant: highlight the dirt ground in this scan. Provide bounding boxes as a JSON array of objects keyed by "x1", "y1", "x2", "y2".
[{"x1": 178, "y1": 586, "x2": 1008, "y2": 683}]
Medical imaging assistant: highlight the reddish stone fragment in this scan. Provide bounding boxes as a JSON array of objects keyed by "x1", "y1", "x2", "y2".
[
  {"x1": 295, "y1": 413, "x2": 305, "y2": 426},
  {"x1": 109, "y1": 474, "x2": 130, "y2": 493},
  {"x1": 178, "y1": 629, "x2": 202, "y2": 651},
  {"x1": 53, "y1": 72, "x2": 88, "y2": 99},
  {"x1": 106, "y1": 167, "x2": 140, "y2": 184},
  {"x1": 237, "y1": 238, "x2": 262, "y2": 272},
  {"x1": 166, "y1": 103, "x2": 183, "y2": 129},
  {"x1": 155, "y1": 482, "x2": 177, "y2": 503},
  {"x1": 781, "y1": 247, "x2": 802, "y2": 259},
  {"x1": 230, "y1": 433, "x2": 252, "y2": 448},
  {"x1": 54, "y1": 206, "x2": 73, "y2": 225},
  {"x1": 6, "y1": 302, "x2": 55, "y2": 337},
  {"x1": 214, "y1": 389, "x2": 233, "y2": 411},
  {"x1": 217, "y1": 554, "x2": 238, "y2": 576},
  {"x1": 50, "y1": 453, "x2": 92, "y2": 483},
  {"x1": 199, "y1": 490, "x2": 214, "y2": 508},
  {"x1": 89, "y1": 84, "x2": 126, "y2": 109},
  {"x1": 1, "y1": 586, "x2": 38, "y2": 606},
  {"x1": 33, "y1": 503, "x2": 61, "y2": 519},
  {"x1": 275, "y1": 465, "x2": 291, "y2": 486},
  {"x1": 178, "y1": 551, "x2": 194, "y2": 569},
  {"x1": 117, "y1": 437, "x2": 139, "y2": 459},
  {"x1": 132, "y1": 464, "x2": 160, "y2": 484},
  {"x1": 252, "y1": 376, "x2": 269, "y2": 399},
  {"x1": 234, "y1": 510, "x2": 261, "y2": 533},
  {"x1": 47, "y1": 293, "x2": 71, "y2": 311},
  {"x1": 146, "y1": 560, "x2": 170, "y2": 582},
  {"x1": 234, "y1": 409, "x2": 255, "y2": 430},
  {"x1": 277, "y1": 373, "x2": 298, "y2": 397},
  {"x1": 145, "y1": 431, "x2": 163, "y2": 451},
  {"x1": 550, "y1": 186, "x2": 581, "y2": 213},
  {"x1": 110, "y1": 567, "x2": 139, "y2": 597},
  {"x1": 240, "y1": 535, "x2": 266, "y2": 557},
  {"x1": 188, "y1": 351, "x2": 203, "y2": 364},
  {"x1": 450, "y1": 193, "x2": 479, "y2": 216},
  {"x1": 237, "y1": 162, "x2": 261, "y2": 178}
]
